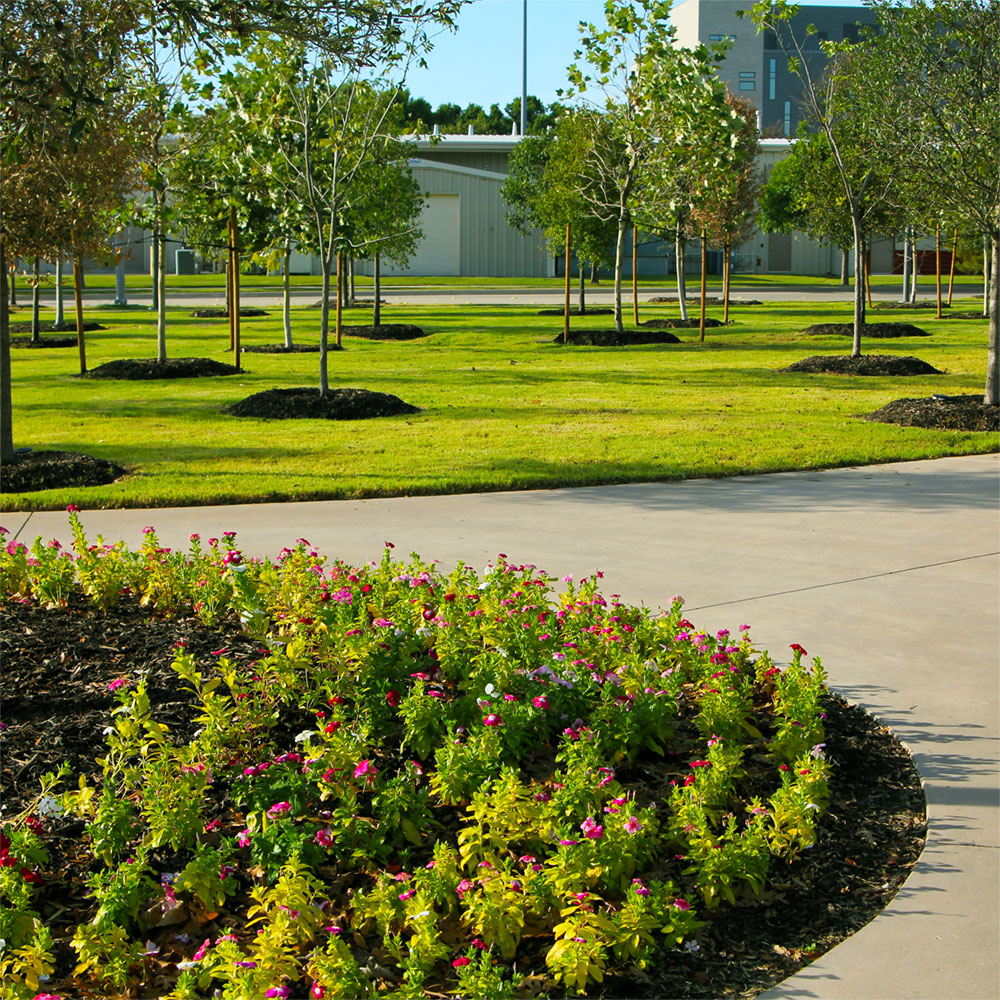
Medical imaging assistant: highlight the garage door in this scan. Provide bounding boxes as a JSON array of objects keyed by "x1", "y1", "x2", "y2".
[{"x1": 384, "y1": 194, "x2": 460, "y2": 276}]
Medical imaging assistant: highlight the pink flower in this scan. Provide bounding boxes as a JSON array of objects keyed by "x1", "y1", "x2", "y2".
[
  {"x1": 632, "y1": 878, "x2": 650, "y2": 897},
  {"x1": 483, "y1": 714, "x2": 503, "y2": 727},
  {"x1": 372, "y1": 618, "x2": 394, "y2": 627},
  {"x1": 192, "y1": 937, "x2": 211, "y2": 961},
  {"x1": 623, "y1": 816, "x2": 643, "y2": 834},
  {"x1": 452, "y1": 956, "x2": 470, "y2": 968},
  {"x1": 456, "y1": 879, "x2": 475, "y2": 899},
  {"x1": 690, "y1": 760, "x2": 711, "y2": 769},
  {"x1": 581, "y1": 817, "x2": 604, "y2": 840},
  {"x1": 314, "y1": 828, "x2": 333, "y2": 848},
  {"x1": 354, "y1": 760, "x2": 376, "y2": 780},
  {"x1": 558, "y1": 839, "x2": 578, "y2": 846},
  {"x1": 236, "y1": 829, "x2": 251, "y2": 847},
  {"x1": 673, "y1": 897, "x2": 691, "y2": 910},
  {"x1": 386, "y1": 690, "x2": 400, "y2": 707},
  {"x1": 267, "y1": 802, "x2": 291, "y2": 819},
  {"x1": 789, "y1": 643, "x2": 807, "y2": 656},
  {"x1": 471, "y1": 937, "x2": 487, "y2": 949},
  {"x1": 265, "y1": 989, "x2": 290, "y2": 999},
  {"x1": 66, "y1": 503, "x2": 81, "y2": 513},
  {"x1": 310, "y1": 985, "x2": 327, "y2": 999},
  {"x1": 531, "y1": 695, "x2": 550, "y2": 709},
  {"x1": 399, "y1": 889, "x2": 416, "y2": 901},
  {"x1": 107, "y1": 678, "x2": 130, "y2": 692}
]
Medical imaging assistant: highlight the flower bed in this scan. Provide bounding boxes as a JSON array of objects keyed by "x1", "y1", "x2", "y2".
[{"x1": 1, "y1": 512, "x2": 830, "y2": 1000}]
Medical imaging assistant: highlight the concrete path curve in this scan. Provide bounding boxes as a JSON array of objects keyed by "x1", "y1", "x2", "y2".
[{"x1": 6, "y1": 454, "x2": 998, "y2": 999}]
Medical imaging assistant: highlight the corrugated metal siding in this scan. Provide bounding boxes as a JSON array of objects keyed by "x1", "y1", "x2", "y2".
[{"x1": 418, "y1": 149, "x2": 510, "y2": 173}]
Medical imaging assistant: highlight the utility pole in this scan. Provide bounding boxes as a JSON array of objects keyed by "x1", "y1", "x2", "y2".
[{"x1": 521, "y1": 0, "x2": 528, "y2": 137}]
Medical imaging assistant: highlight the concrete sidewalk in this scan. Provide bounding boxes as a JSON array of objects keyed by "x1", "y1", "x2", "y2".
[{"x1": 6, "y1": 454, "x2": 999, "y2": 998}]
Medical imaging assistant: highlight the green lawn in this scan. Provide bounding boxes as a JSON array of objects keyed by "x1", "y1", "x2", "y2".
[{"x1": 3, "y1": 295, "x2": 996, "y2": 511}]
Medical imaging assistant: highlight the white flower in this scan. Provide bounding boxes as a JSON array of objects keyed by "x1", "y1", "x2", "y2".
[
  {"x1": 37, "y1": 794, "x2": 62, "y2": 819},
  {"x1": 684, "y1": 940, "x2": 700, "y2": 953},
  {"x1": 294, "y1": 730, "x2": 314, "y2": 744}
]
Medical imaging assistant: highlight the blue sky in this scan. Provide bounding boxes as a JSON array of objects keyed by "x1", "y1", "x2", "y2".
[{"x1": 403, "y1": 0, "x2": 868, "y2": 110}]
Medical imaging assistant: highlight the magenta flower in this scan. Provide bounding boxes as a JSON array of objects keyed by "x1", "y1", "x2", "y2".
[
  {"x1": 66, "y1": 503, "x2": 81, "y2": 513},
  {"x1": 673, "y1": 897, "x2": 691, "y2": 910},
  {"x1": 483, "y1": 714, "x2": 503, "y2": 727},
  {"x1": 310, "y1": 985, "x2": 327, "y2": 999},
  {"x1": 581, "y1": 817, "x2": 604, "y2": 840},
  {"x1": 236, "y1": 829, "x2": 252, "y2": 847},
  {"x1": 452, "y1": 956, "x2": 470, "y2": 968},
  {"x1": 532, "y1": 695, "x2": 550, "y2": 709},
  {"x1": 265, "y1": 989, "x2": 290, "y2": 999},
  {"x1": 399, "y1": 889, "x2": 416, "y2": 901},
  {"x1": 266, "y1": 802, "x2": 291, "y2": 819},
  {"x1": 191, "y1": 938, "x2": 211, "y2": 961},
  {"x1": 558, "y1": 838, "x2": 579, "y2": 846},
  {"x1": 372, "y1": 618, "x2": 394, "y2": 627},
  {"x1": 789, "y1": 642, "x2": 807, "y2": 656},
  {"x1": 386, "y1": 690, "x2": 400, "y2": 707},
  {"x1": 456, "y1": 879, "x2": 475, "y2": 899},
  {"x1": 631, "y1": 878, "x2": 650, "y2": 897},
  {"x1": 107, "y1": 678, "x2": 130, "y2": 692},
  {"x1": 354, "y1": 759, "x2": 376, "y2": 780},
  {"x1": 623, "y1": 816, "x2": 643, "y2": 834},
  {"x1": 314, "y1": 828, "x2": 333, "y2": 848}
]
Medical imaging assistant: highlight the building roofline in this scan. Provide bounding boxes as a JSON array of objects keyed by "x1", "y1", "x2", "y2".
[{"x1": 409, "y1": 157, "x2": 509, "y2": 181}]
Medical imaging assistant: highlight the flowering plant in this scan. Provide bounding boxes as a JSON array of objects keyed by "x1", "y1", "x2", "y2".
[{"x1": 0, "y1": 520, "x2": 832, "y2": 998}]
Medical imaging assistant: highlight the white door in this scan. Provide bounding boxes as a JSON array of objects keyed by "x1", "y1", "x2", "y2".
[{"x1": 385, "y1": 194, "x2": 460, "y2": 276}]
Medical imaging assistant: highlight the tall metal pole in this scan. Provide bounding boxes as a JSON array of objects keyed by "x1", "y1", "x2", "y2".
[{"x1": 521, "y1": 0, "x2": 528, "y2": 137}]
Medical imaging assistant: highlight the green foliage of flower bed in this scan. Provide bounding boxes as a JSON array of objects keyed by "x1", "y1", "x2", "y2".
[{"x1": 0, "y1": 514, "x2": 832, "y2": 998}]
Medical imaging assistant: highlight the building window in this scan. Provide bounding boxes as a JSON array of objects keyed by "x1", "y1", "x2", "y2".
[
  {"x1": 783, "y1": 101, "x2": 792, "y2": 136},
  {"x1": 709, "y1": 33, "x2": 736, "y2": 42},
  {"x1": 763, "y1": 29, "x2": 778, "y2": 49},
  {"x1": 739, "y1": 71, "x2": 756, "y2": 92},
  {"x1": 769, "y1": 58, "x2": 777, "y2": 100},
  {"x1": 843, "y1": 23, "x2": 859, "y2": 43}
]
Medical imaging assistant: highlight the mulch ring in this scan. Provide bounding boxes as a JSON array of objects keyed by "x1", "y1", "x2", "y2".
[
  {"x1": 555, "y1": 328, "x2": 681, "y2": 346},
  {"x1": 80, "y1": 358, "x2": 242, "y2": 380},
  {"x1": 641, "y1": 318, "x2": 725, "y2": 329},
  {"x1": 862, "y1": 394, "x2": 999, "y2": 432},
  {"x1": 9, "y1": 321, "x2": 107, "y2": 333},
  {"x1": 0, "y1": 592, "x2": 926, "y2": 1000},
  {"x1": 0, "y1": 450, "x2": 126, "y2": 494},
  {"x1": 803, "y1": 322, "x2": 930, "y2": 338},
  {"x1": 190, "y1": 307, "x2": 269, "y2": 318},
  {"x1": 537, "y1": 307, "x2": 614, "y2": 316},
  {"x1": 241, "y1": 343, "x2": 321, "y2": 354},
  {"x1": 780, "y1": 355, "x2": 943, "y2": 376},
  {"x1": 941, "y1": 311, "x2": 987, "y2": 320},
  {"x1": 10, "y1": 336, "x2": 80, "y2": 348},
  {"x1": 342, "y1": 323, "x2": 426, "y2": 340},
  {"x1": 649, "y1": 295, "x2": 762, "y2": 306},
  {"x1": 873, "y1": 300, "x2": 947, "y2": 310},
  {"x1": 224, "y1": 386, "x2": 420, "y2": 420}
]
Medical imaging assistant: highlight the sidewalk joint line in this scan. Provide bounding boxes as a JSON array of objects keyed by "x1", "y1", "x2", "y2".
[
  {"x1": 9, "y1": 513, "x2": 34, "y2": 543},
  {"x1": 688, "y1": 551, "x2": 1000, "y2": 611}
]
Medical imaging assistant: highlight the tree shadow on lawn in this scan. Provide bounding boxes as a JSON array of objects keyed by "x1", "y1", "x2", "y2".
[{"x1": 480, "y1": 456, "x2": 1000, "y2": 512}]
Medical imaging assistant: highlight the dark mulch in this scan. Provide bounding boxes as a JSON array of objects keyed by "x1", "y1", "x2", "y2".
[
  {"x1": 863, "y1": 394, "x2": 999, "y2": 432},
  {"x1": 641, "y1": 318, "x2": 725, "y2": 329},
  {"x1": 309, "y1": 298, "x2": 385, "y2": 309},
  {"x1": 780, "y1": 355, "x2": 943, "y2": 376},
  {"x1": 190, "y1": 307, "x2": 268, "y2": 318},
  {"x1": 241, "y1": 343, "x2": 321, "y2": 354},
  {"x1": 803, "y1": 322, "x2": 931, "y2": 338},
  {"x1": 10, "y1": 336, "x2": 79, "y2": 349},
  {"x1": 342, "y1": 323, "x2": 426, "y2": 340},
  {"x1": 555, "y1": 329, "x2": 682, "y2": 346},
  {"x1": 0, "y1": 595, "x2": 926, "y2": 1000},
  {"x1": 537, "y1": 307, "x2": 615, "y2": 316},
  {"x1": 649, "y1": 296, "x2": 762, "y2": 306},
  {"x1": 0, "y1": 450, "x2": 127, "y2": 494},
  {"x1": 9, "y1": 321, "x2": 106, "y2": 334},
  {"x1": 80, "y1": 358, "x2": 242, "y2": 380},
  {"x1": 872, "y1": 300, "x2": 946, "y2": 310},
  {"x1": 224, "y1": 386, "x2": 420, "y2": 420},
  {"x1": 942, "y1": 311, "x2": 987, "y2": 320}
]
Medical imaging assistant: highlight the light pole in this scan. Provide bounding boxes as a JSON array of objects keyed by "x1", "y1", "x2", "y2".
[{"x1": 521, "y1": 0, "x2": 528, "y2": 137}]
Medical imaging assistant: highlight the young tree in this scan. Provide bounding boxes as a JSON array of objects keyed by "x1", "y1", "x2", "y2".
[{"x1": 862, "y1": 0, "x2": 999, "y2": 404}]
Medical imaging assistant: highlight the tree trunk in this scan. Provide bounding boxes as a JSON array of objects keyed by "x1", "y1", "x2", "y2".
[
  {"x1": 373, "y1": 253, "x2": 381, "y2": 326},
  {"x1": 336, "y1": 249, "x2": 344, "y2": 349},
  {"x1": 578, "y1": 259, "x2": 586, "y2": 315},
  {"x1": 230, "y1": 206, "x2": 240, "y2": 369},
  {"x1": 632, "y1": 225, "x2": 639, "y2": 327},
  {"x1": 73, "y1": 254, "x2": 87, "y2": 375},
  {"x1": 114, "y1": 244, "x2": 127, "y2": 306},
  {"x1": 613, "y1": 216, "x2": 627, "y2": 334},
  {"x1": 151, "y1": 217, "x2": 160, "y2": 314},
  {"x1": 699, "y1": 229, "x2": 707, "y2": 343},
  {"x1": 319, "y1": 259, "x2": 331, "y2": 397},
  {"x1": 564, "y1": 222, "x2": 571, "y2": 343},
  {"x1": 985, "y1": 233, "x2": 999, "y2": 406},
  {"x1": 723, "y1": 236, "x2": 731, "y2": 325},
  {"x1": 155, "y1": 219, "x2": 167, "y2": 363},
  {"x1": 282, "y1": 242, "x2": 293, "y2": 349},
  {"x1": 901, "y1": 228, "x2": 911, "y2": 303},
  {"x1": 349, "y1": 256, "x2": 355, "y2": 306},
  {"x1": 841, "y1": 249, "x2": 849, "y2": 286},
  {"x1": 864, "y1": 242, "x2": 872, "y2": 310},
  {"x1": 0, "y1": 239, "x2": 13, "y2": 462},
  {"x1": 55, "y1": 258, "x2": 65, "y2": 327},
  {"x1": 675, "y1": 226, "x2": 688, "y2": 322},
  {"x1": 947, "y1": 227, "x2": 958, "y2": 307},
  {"x1": 31, "y1": 258, "x2": 40, "y2": 342},
  {"x1": 851, "y1": 221, "x2": 865, "y2": 357},
  {"x1": 935, "y1": 226, "x2": 942, "y2": 319},
  {"x1": 8, "y1": 266, "x2": 16, "y2": 307},
  {"x1": 984, "y1": 236, "x2": 991, "y2": 318},
  {"x1": 225, "y1": 259, "x2": 233, "y2": 348},
  {"x1": 910, "y1": 243, "x2": 919, "y2": 302},
  {"x1": 590, "y1": 261, "x2": 599, "y2": 285}
]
